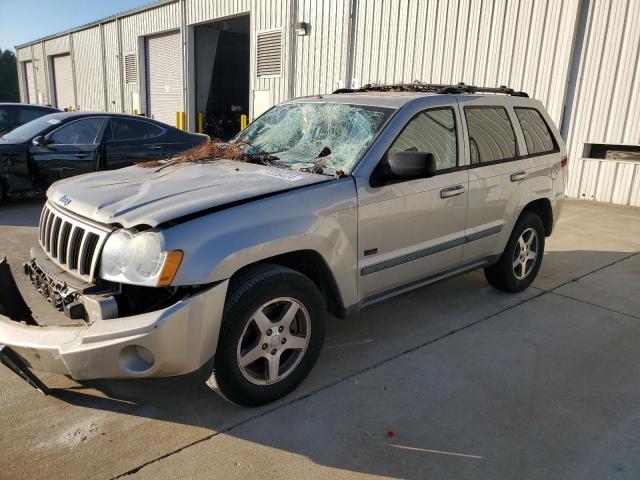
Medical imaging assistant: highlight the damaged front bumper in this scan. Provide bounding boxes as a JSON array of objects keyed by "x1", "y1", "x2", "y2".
[{"x1": 0, "y1": 257, "x2": 228, "y2": 383}]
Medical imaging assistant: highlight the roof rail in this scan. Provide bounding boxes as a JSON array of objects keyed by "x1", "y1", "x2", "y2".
[{"x1": 333, "y1": 82, "x2": 529, "y2": 97}]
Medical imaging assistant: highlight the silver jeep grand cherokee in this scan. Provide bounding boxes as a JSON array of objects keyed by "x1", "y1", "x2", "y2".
[{"x1": 0, "y1": 84, "x2": 567, "y2": 406}]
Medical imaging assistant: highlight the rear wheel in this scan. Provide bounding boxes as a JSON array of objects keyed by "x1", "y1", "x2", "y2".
[
  {"x1": 484, "y1": 211, "x2": 545, "y2": 292},
  {"x1": 208, "y1": 264, "x2": 326, "y2": 406}
]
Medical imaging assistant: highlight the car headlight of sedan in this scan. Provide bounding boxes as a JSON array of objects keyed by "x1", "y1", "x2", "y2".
[{"x1": 100, "y1": 230, "x2": 182, "y2": 286}]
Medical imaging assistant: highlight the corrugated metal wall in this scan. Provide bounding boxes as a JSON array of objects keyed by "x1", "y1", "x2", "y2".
[
  {"x1": 102, "y1": 21, "x2": 122, "y2": 113},
  {"x1": 186, "y1": 0, "x2": 250, "y2": 24},
  {"x1": 293, "y1": 0, "x2": 351, "y2": 97},
  {"x1": 72, "y1": 27, "x2": 105, "y2": 111},
  {"x1": 12, "y1": 0, "x2": 640, "y2": 207},
  {"x1": 565, "y1": 0, "x2": 640, "y2": 207},
  {"x1": 350, "y1": 0, "x2": 581, "y2": 127}
]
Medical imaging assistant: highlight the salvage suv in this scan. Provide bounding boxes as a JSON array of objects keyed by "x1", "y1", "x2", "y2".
[{"x1": 0, "y1": 83, "x2": 567, "y2": 406}]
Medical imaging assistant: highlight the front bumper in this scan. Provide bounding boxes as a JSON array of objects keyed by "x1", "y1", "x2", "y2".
[{"x1": 0, "y1": 258, "x2": 228, "y2": 381}]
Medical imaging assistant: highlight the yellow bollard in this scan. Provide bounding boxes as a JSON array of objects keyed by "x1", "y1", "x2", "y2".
[
  {"x1": 180, "y1": 112, "x2": 186, "y2": 132},
  {"x1": 240, "y1": 114, "x2": 247, "y2": 130},
  {"x1": 133, "y1": 109, "x2": 138, "y2": 116},
  {"x1": 197, "y1": 112, "x2": 204, "y2": 134},
  {"x1": 176, "y1": 111, "x2": 181, "y2": 130}
]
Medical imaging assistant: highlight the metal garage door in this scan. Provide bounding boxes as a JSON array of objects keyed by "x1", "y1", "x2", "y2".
[
  {"x1": 145, "y1": 31, "x2": 183, "y2": 126},
  {"x1": 24, "y1": 62, "x2": 36, "y2": 104},
  {"x1": 52, "y1": 55, "x2": 74, "y2": 110}
]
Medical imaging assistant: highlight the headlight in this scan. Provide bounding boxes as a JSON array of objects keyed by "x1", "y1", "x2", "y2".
[{"x1": 100, "y1": 230, "x2": 182, "y2": 286}]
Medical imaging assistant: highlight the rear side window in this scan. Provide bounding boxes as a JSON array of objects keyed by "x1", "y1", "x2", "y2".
[
  {"x1": 18, "y1": 107, "x2": 50, "y2": 124},
  {"x1": 514, "y1": 108, "x2": 556, "y2": 155},
  {"x1": 0, "y1": 106, "x2": 17, "y2": 132},
  {"x1": 464, "y1": 107, "x2": 517, "y2": 165},
  {"x1": 108, "y1": 119, "x2": 163, "y2": 141}
]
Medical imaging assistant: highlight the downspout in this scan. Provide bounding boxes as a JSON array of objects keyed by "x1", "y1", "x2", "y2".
[
  {"x1": 68, "y1": 33, "x2": 79, "y2": 109},
  {"x1": 343, "y1": 0, "x2": 358, "y2": 90},
  {"x1": 116, "y1": 18, "x2": 125, "y2": 113},
  {"x1": 180, "y1": 0, "x2": 189, "y2": 130},
  {"x1": 287, "y1": 0, "x2": 298, "y2": 100},
  {"x1": 99, "y1": 23, "x2": 109, "y2": 112},
  {"x1": 559, "y1": 0, "x2": 590, "y2": 141}
]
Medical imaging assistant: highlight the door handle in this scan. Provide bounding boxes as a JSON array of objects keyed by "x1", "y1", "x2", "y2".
[
  {"x1": 440, "y1": 185, "x2": 466, "y2": 199},
  {"x1": 149, "y1": 145, "x2": 163, "y2": 150},
  {"x1": 511, "y1": 171, "x2": 528, "y2": 182},
  {"x1": 74, "y1": 154, "x2": 93, "y2": 160}
]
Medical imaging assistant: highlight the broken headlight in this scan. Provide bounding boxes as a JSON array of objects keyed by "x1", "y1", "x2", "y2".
[{"x1": 100, "y1": 230, "x2": 182, "y2": 287}]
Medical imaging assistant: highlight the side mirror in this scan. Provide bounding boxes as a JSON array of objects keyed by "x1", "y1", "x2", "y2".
[
  {"x1": 388, "y1": 151, "x2": 436, "y2": 179},
  {"x1": 32, "y1": 136, "x2": 48, "y2": 147}
]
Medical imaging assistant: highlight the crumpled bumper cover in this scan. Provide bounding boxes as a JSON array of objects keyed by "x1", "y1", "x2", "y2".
[{"x1": 0, "y1": 257, "x2": 228, "y2": 381}]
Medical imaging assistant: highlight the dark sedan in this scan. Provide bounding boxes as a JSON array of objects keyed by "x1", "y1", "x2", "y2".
[
  {"x1": 0, "y1": 103, "x2": 60, "y2": 136},
  {"x1": 0, "y1": 112, "x2": 208, "y2": 201}
]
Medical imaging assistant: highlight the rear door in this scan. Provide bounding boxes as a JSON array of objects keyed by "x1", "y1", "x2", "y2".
[
  {"x1": 457, "y1": 97, "x2": 530, "y2": 263},
  {"x1": 104, "y1": 118, "x2": 168, "y2": 169},
  {"x1": 357, "y1": 106, "x2": 468, "y2": 300},
  {"x1": 30, "y1": 117, "x2": 108, "y2": 187}
]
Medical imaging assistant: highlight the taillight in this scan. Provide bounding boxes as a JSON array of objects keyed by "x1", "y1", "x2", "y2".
[{"x1": 560, "y1": 156, "x2": 568, "y2": 188}]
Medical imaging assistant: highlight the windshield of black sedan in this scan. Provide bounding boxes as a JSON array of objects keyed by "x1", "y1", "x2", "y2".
[
  {"x1": 1, "y1": 114, "x2": 62, "y2": 144},
  {"x1": 234, "y1": 103, "x2": 393, "y2": 175}
]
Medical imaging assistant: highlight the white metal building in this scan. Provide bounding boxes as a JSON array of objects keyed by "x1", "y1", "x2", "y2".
[{"x1": 15, "y1": 0, "x2": 640, "y2": 206}]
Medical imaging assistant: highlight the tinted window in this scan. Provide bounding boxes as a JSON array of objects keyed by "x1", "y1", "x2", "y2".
[
  {"x1": 108, "y1": 119, "x2": 163, "y2": 141},
  {"x1": 515, "y1": 108, "x2": 555, "y2": 155},
  {"x1": 18, "y1": 107, "x2": 52, "y2": 124},
  {"x1": 1, "y1": 114, "x2": 62, "y2": 143},
  {"x1": 465, "y1": 107, "x2": 517, "y2": 164},
  {"x1": 387, "y1": 108, "x2": 457, "y2": 171},
  {"x1": 50, "y1": 118, "x2": 106, "y2": 145},
  {"x1": 0, "y1": 106, "x2": 17, "y2": 132}
]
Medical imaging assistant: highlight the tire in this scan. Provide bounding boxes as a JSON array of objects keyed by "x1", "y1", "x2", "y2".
[
  {"x1": 484, "y1": 211, "x2": 545, "y2": 292},
  {"x1": 208, "y1": 263, "x2": 326, "y2": 407}
]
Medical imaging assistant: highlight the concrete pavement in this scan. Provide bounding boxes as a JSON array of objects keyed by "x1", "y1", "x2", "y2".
[{"x1": 0, "y1": 198, "x2": 639, "y2": 479}]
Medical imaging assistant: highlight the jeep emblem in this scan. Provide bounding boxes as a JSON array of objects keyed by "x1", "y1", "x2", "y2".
[{"x1": 59, "y1": 195, "x2": 72, "y2": 206}]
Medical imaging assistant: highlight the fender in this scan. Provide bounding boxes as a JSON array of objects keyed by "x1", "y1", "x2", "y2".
[{"x1": 161, "y1": 178, "x2": 360, "y2": 307}]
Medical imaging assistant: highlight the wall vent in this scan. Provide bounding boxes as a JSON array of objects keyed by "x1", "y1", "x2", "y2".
[
  {"x1": 256, "y1": 29, "x2": 282, "y2": 77},
  {"x1": 124, "y1": 53, "x2": 138, "y2": 84}
]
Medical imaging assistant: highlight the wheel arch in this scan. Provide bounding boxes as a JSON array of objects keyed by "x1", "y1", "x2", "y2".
[
  {"x1": 229, "y1": 250, "x2": 347, "y2": 319},
  {"x1": 521, "y1": 197, "x2": 553, "y2": 236}
]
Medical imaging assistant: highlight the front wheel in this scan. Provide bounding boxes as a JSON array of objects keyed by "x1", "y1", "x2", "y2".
[
  {"x1": 484, "y1": 211, "x2": 545, "y2": 292},
  {"x1": 209, "y1": 264, "x2": 326, "y2": 406}
]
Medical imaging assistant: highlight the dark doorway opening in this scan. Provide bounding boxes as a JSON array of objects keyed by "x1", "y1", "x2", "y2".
[{"x1": 194, "y1": 15, "x2": 250, "y2": 140}]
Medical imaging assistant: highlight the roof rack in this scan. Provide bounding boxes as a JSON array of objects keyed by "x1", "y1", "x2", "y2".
[{"x1": 333, "y1": 82, "x2": 529, "y2": 97}]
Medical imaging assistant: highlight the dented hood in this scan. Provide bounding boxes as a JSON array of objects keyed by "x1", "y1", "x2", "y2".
[{"x1": 47, "y1": 160, "x2": 328, "y2": 228}]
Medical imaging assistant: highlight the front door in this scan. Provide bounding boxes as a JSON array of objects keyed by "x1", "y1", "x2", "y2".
[
  {"x1": 30, "y1": 117, "x2": 107, "y2": 188},
  {"x1": 357, "y1": 107, "x2": 469, "y2": 300}
]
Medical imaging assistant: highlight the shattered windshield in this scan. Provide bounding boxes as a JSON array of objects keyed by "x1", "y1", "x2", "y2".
[{"x1": 234, "y1": 103, "x2": 394, "y2": 176}]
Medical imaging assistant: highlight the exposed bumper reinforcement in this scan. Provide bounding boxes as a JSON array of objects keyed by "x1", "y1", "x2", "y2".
[{"x1": 0, "y1": 258, "x2": 228, "y2": 381}]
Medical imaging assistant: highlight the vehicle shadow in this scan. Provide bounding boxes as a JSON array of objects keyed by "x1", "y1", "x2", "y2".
[
  {"x1": 40, "y1": 247, "x2": 639, "y2": 478},
  {"x1": 0, "y1": 198, "x2": 44, "y2": 227}
]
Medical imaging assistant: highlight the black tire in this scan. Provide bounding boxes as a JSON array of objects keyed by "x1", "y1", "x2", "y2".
[
  {"x1": 209, "y1": 263, "x2": 326, "y2": 407},
  {"x1": 484, "y1": 211, "x2": 545, "y2": 292}
]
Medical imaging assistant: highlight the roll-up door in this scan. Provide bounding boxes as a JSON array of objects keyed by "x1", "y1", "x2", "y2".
[
  {"x1": 52, "y1": 55, "x2": 74, "y2": 110},
  {"x1": 145, "y1": 31, "x2": 183, "y2": 126},
  {"x1": 24, "y1": 62, "x2": 36, "y2": 104}
]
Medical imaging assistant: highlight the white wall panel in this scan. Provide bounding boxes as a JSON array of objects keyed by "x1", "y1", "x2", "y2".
[
  {"x1": 44, "y1": 36, "x2": 70, "y2": 57},
  {"x1": 350, "y1": 0, "x2": 580, "y2": 127},
  {"x1": 72, "y1": 27, "x2": 105, "y2": 111},
  {"x1": 102, "y1": 21, "x2": 122, "y2": 112},
  {"x1": 186, "y1": 0, "x2": 250, "y2": 24},
  {"x1": 566, "y1": 0, "x2": 640, "y2": 206}
]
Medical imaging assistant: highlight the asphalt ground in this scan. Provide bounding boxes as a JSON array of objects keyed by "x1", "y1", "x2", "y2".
[{"x1": 1, "y1": 198, "x2": 639, "y2": 479}]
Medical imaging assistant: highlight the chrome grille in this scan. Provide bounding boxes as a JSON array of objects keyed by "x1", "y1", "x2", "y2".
[{"x1": 38, "y1": 202, "x2": 111, "y2": 282}]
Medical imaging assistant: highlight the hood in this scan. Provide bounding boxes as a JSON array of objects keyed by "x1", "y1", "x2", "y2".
[{"x1": 47, "y1": 160, "x2": 329, "y2": 228}]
